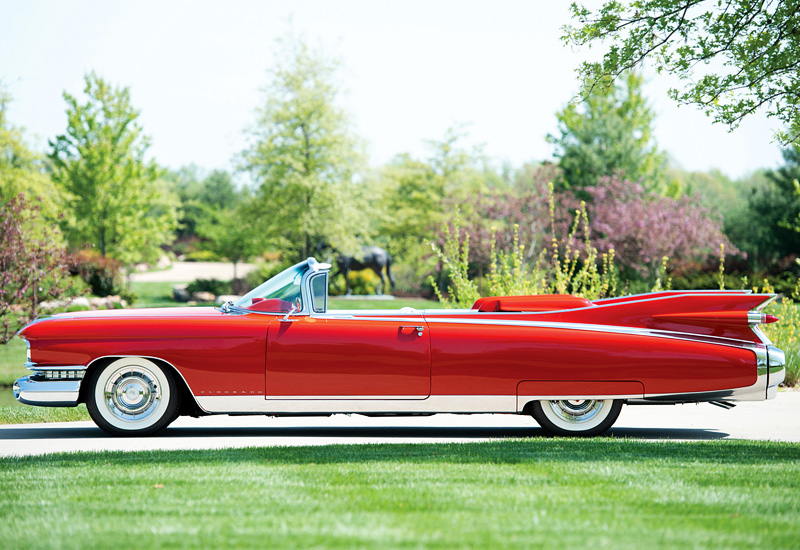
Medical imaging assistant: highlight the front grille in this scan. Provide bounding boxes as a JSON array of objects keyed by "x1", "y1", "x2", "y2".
[{"x1": 34, "y1": 370, "x2": 85, "y2": 381}]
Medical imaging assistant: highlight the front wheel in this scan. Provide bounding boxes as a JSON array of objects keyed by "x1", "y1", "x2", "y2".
[
  {"x1": 86, "y1": 357, "x2": 181, "y2": 437},
  {"x1": 531, "y1": 399, "x2": 622, "y2": 437}
]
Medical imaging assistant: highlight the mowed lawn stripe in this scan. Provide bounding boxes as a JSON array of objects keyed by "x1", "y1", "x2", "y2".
[{"x1": 0, "y1": 439, "x2": 798, "y2": 549}]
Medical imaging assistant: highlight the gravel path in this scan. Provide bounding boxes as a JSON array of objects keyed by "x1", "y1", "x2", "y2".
[{"x1": 129, "y1": 261, "x2": 256, "y2": 283}]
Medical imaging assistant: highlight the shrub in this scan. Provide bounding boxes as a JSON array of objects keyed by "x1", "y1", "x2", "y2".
[
  {"x1": 68, "y1": 249, "x2": 124, "y2": 297},
  {"x1": 757, "y1": 279, "x2": 800, "y2": 387},
  {"x1": 430, "y1": 184, "x2": 620, "y2": 308},
  {"x1": 585, "y1": 174, "x2": 737, "y2": 280},
  {"x1": 1, "y1": 194, "x2": 82, "y2": 343},
  {"x1": 184, "y1": 249, "x2": 222, "y2": 262},
  {"x1": 186, "y1": 279, "x2": 232, "y2": 296},
  {"x1": 329, "y1": 269, "x2": 381, "y2": 296}
]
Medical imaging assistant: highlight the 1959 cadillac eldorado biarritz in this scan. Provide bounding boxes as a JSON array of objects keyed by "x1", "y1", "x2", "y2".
[{"x1": 13, "y1": 257, "x2": 786, "y2": 437}]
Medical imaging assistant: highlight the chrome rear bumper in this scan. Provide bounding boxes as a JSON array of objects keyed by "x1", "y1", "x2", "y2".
[
  {"x1": 13, "y1": 376, "x2": 81, "y2": 407},
  {"x1": 629, "y1": 344, "x2": 786, "y2": 404}
]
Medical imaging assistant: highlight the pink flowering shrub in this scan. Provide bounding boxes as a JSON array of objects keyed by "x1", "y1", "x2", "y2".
[
  {"x1": 0, "y1": 194, "x2": 77, "y2": 343},
  {"x1": 585, "y1": 175, "x2": 737, "y2": 278}
]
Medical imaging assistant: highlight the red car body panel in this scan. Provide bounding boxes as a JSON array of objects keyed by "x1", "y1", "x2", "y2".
[
  {"x1": 17, "y1": 289, "x2": 777, "y2": 411},
  {"x1": 265, "y1": 316, "x2": 431, "y2": 397}
]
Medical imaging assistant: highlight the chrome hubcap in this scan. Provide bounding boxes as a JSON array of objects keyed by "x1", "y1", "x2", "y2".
[
  {"x1": 104, "y1": 367, "x2": 161, "y2": 421},
  {"x1": 547, "y1": 400, "x2": 604, "y2": 424}
]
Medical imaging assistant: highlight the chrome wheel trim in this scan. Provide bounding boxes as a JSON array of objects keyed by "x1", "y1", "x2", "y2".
[
  {"x1": 93, "y1": 358, "x2": 171, "y2": 431},
  {"x1": 539, "y1": 399, "x2": 612, "y2": 432}
]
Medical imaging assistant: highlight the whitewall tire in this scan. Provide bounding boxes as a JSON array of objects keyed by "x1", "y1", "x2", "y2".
[
  {"x1": 86, "y1": 357, "x2": 181, "y2": 436},
  {"x1": 531, "y1": 399, "x2": 622, "y2": 437}
]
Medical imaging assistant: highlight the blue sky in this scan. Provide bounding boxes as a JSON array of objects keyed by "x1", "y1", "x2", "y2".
[{"x1": 0, "y1": 0, "x2": 785, "y2": 179}]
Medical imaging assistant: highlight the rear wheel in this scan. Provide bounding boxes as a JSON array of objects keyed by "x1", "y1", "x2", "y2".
[
  {"x1": 531, "y1": 399, "x2": 622, "y2": 437},
  {"x1": 86, "y1": 357, "x2": 181, "y2": 437}
]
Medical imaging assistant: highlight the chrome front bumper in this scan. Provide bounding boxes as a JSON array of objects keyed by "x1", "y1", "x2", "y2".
[{"x1": 13, "y1": 376, "x2": 82, "y2": 407}]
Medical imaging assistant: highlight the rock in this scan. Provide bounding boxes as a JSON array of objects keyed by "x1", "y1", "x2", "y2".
[
  {"x1": 157, "y1": 255, "x2": 172, "y2": 270},
  {"x1": 39, "y1": 300, "x2": 67, "y2": 311},
  {"x1": 191, "y1": 291, "x2": 216, "y2": 303},
  {"x1": 70, "y1": 297, "x2": 91, "y2": 308},
  {"x1": 173, "y1": 285, "x2": 190, "y2": 302}
]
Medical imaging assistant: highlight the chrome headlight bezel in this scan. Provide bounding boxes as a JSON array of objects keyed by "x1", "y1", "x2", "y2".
[{"x1": 20, "y1": 337, "x2": 31, "y2": 362}]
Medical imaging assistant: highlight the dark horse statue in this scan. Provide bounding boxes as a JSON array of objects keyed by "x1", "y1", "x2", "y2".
[{"x1": 324, "y1": 245, "x2": 396, "y2": 295}]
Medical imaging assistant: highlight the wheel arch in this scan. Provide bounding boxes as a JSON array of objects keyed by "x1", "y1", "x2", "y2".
[{"x1": 79, "y1": 355, "x2": 203, "y2": 416}]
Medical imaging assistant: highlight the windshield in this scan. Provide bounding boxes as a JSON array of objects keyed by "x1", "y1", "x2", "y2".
[{"x1": 234, "y1": 263, "x2": 308, "y2": 310}]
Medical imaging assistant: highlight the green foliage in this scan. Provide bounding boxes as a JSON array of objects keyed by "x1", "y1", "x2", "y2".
[
  {"x1": 564, "y1": 1, "x2": 800, "y2": 146},
  {"x1": 185, "y1": 279, "x2": 232, "y2": 297},
  {"x1": 758, "y1": 279, "x2": 800, "y2": 388},
  {"x1": 67, "y1": 249, "x2": 124, "y2": 297},
  {"x1": 329, "y1": 269, "x2": 380, "y2": 296},
  {"x1": 183, "y1": 249, "x2": 222, "y2": 262},
  {"x1": 651, "y1": 256, "x2": 672, "y2": 292},
  {"x1": 430, "y1": 185, "x2": 620, "y2": 307},
  {"x1": 165, "y1": 166, "x2": 242, "y2": 240},
  {"x1": 242, "y1": 38, "x2": 368, "y2": 262},
  {"x1": 0, "y1": 83, "x2": 64, "y2": 218},
  {"x1": 428, "y1": 218, "x2": 480, "y2": 308},
  {"x1": 196, "y1": 204, "x2": 263, "y2": 279},
  {"x1": 48, "y1": 73, "x2": 178, "y2": 266},
  {"x1": 546, "y1": 187, "x2": 619, "y2": 300},
  {"x1": 246, "y1": 260, "x2": 292, "y2": 291},
  {"x1": 548, "y1": 72, "x2": 665, "y2": 193},
  {"x1": 487, "y1": 225, "x2": 544, "y2": 297},
  {"x1": 0, "y1": 195, "x2": 84, "y2": 343},
  {"x1": 374, "y1": 128, "x2": 500, "y2": 293},
  {"x1": 0, "y1": 335, "x2": 27, "y2": 386},
  {"x1": 727, "y1": 149, "x2": 800, "y2": 270}
]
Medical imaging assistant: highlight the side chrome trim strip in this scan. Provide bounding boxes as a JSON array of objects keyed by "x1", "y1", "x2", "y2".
[
  {"x1": 265, "y1": 395, "x2": 430, "y2": 400},
  {"x1": 419, "y1": 317, "x2": 763, "y2": 351},
  {"x1": 196, "y1": 395, "x2": 518, "y2": 414}
]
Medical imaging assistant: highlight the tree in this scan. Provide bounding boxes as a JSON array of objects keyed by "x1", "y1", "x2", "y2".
[
  {"x1": 732, "y1": 147, "x2": 800, "y2": 269},
  {"x1": 374, "y1": 128, "x2": 500, "y2": 292},
  {"x1": 166, "y1": 166, "x2": 241, "y2": 240},
  {"x1": 49, "y1": 73, "x2": 177, "y2": 266},
  {"x1": 0, "y1": 83, "x2": 63, "y2": 217},
  {"x1": 0, "y1": 194, "x2": 78, "y2": 343},
  {"x1": 564, "y1": 1, "x2": 800, "y2": 146},
  {"x1": 242, "y1": 39, "x2": 367, "y2": 262},
  {"x1": 196, "y1": 205, "x2": 262, "y2": 280},
  {"x1": 548, "y1": 72, "x2": 665, "y2": 193}
]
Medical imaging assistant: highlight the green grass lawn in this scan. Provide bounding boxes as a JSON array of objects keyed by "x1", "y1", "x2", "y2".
[
  {"x1": 129, "y1": 280, "x2": 192, "y2": 308},
  {"x1": 0, "y1": 336, "x2": 26, "y2": 387},
  {"x1": 1, "y1": 439, "x2": 798, "y2": 549}
]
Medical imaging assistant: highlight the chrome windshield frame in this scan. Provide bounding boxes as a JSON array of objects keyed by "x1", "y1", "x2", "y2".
[{"x1": 219, "y1": 257, "x2": 331, "y2": 316}]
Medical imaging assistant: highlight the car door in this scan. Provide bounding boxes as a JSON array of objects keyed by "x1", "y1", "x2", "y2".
[{"x1": 265, "y1": 314, "x2": 431, "y2": 399}]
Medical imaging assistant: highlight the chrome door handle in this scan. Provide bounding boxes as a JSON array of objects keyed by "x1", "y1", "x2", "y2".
[{"x1": 401, "y1": 325, "x2": 425, "y2": 336}]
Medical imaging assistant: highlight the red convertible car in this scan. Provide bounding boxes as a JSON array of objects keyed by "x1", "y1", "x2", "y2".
[{"x1": 13, "y1": 257, "x2": 786, "y2": 437}]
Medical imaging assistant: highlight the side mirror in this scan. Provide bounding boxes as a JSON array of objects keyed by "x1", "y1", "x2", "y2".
[{"x1": 281, "y1": 297, "x2": 302, "y2": 322}]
